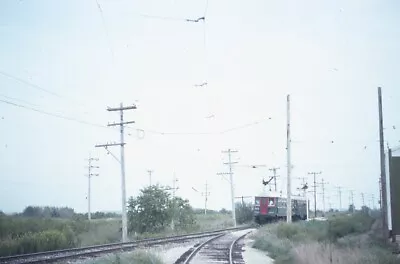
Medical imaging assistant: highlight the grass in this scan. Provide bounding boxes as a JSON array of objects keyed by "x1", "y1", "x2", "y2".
[
  {"x1": 252, "y1": 212, "x2": 399, "y2": 264},
  {"x1": 83, "y1": 250, "x2": 164, "y2": 264},
  {"x1": 0, "y1": 213, "x2": 233, "y2": 257},
  {"x1": 0, "y1": 216, "x2": 121, "y2": 256},
  {"x1": 131, "y1": 213, "x2": 234, "y2": 240}
]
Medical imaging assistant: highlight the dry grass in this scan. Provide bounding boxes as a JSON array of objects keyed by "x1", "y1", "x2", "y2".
[
  {"x1": 252, "y1": 213, "x2": 399, "y2": 264},
  {"x1": 292, "y1": 242, "x2": 399, "y2": 264}
]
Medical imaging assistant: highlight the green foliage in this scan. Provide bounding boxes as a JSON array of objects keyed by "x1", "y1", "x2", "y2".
[
  {"x1": 327, "y1": 212, "x2": 374, "y2": 241},
  {"x1": 127, "y1": 185, "x2": 196, "y2": 234},
  {"x1": 252, "y1": 212, "x2": 387, "y2": 264},
  {"x1": 348, "y1": 204, "x2": 355, "y2": 213},
  {"x1": 219, "y1": 208, "x2": 230, "y2": 214},
  {"x1": 0, "y1": 230, "x2": 73, "y2": 256},
  {"x1": 78, "y1": 219, "x2": 121, "y2": 246},
  {"x1": 235, "y1": 202, "x2": 253, "y2": 224},
  {"x1": 21, "y1": 206, "x2": 75, "y2": 218},
  {"x1": 0, "y1": 215, "x2": 122, "y2": 256}
]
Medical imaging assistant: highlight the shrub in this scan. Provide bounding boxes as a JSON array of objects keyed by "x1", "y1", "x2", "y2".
[
  {"x1": 235, "y1": 202, "x2": 253, "y2": 224},
  {"x1": 327, "y1": 213, "x2": 374, "y2": 241}
]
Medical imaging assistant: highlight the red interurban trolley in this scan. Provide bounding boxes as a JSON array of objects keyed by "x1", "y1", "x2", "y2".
[{"x1": 253, "y1": 191, "x2": 308, "y2": 224}]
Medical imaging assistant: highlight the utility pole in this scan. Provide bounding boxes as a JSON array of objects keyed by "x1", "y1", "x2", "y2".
[
  {"x1": 336, "y1": 186, "x2": 343, "y2": 211},
  {"x1": 201, "y1": 181, "x2": 210, "y2": 215},
  {"x1": 371, "y1": 194, "x2": 375, "y2": 210},
  {"x1": 349, "y1": 190, "x2": 355, "y2": 213},
  {"x1": 147, "y1": 170, "x2": 153, "y2": 186},
  {"x1": 170, "y1": 173, "x2": 179, "y2": 231},
  {"x1": 308, "y1": 172, "x2": 321, "y2": 218},
  {"x1": 319, "y1": 178, "x2": 328, "y2": 216},
  {"x1": 269, "y1": 167, "x2": 280, "y2": 192},
  {"x1": 287, "y1": 94, "x2": 292, "y2": 223},
  {"x1": 361, "y1": 192, "x2": 365, "y2": 207},
  {"x1": 297, "y1": 177, "x2": 309, "y2": 220},
  {"x1": 379, "y1": 178, "x2": 382, "y2": 212},
  {"x1": 85, "y1": 155, "x2": 99, "y2": 221},
  {"x1": 378, "y1": 87, "x2": 388, "y2": 237},
  {"x1": 95, "y1": 103, "x2": 136, "y2": 242},
  {"x1": 217, "y1": 149, "x2": 238, "y2": 227}
]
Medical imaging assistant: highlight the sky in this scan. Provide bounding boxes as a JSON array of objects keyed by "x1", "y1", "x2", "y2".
[{"x1": 0, "y1": 0, "x2": 399, "y2": 215}]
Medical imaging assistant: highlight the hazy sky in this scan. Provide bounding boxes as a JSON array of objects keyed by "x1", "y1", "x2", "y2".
[{"x1": 0, "y1": 0, "x2": 399, "y2": 214}]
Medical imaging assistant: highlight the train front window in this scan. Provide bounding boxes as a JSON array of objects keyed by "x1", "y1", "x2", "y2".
[{"x1": 268, "y1": 198, "x2": 275, "y2": 206}]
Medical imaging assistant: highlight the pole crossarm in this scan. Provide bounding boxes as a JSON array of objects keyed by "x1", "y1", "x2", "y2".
[
  {"x1": 95, "y1": 143, "x2": 126, "y2": 148},
  {"x1": 107, "y1": 105, "x2": 137, "y2": 111},
  {"x1": 108, "y1": 121, "x2": 135, "y2": 126}
]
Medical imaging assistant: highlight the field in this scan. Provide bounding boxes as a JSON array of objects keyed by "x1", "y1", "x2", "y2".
[
  {"x1": 251, "y1": 212, "x2": 399, "y2": 264},
  {"x1": 0, "y1": 212, "x2": 234, "y2": 257}
]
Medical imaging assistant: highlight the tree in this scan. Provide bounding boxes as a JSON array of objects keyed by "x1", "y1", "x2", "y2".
[
  {"x1": 22, "y1": 206, "x2": 42, "y2": 217},
  {"x1": 170, "y1": 197, "x2": 195, "y2": 230},
  {"x1": 235, "y1": 202, "x2": 254, "y2": 224},
  {"x1": 219, "y1": 208, "x2": 228, "y2": 214},
  {"x1": 348, "y1": 204, "x2": 355, "y2": 213},
  {"x1": 127, "y1": 185, "x2": 195, "y2": 234}
]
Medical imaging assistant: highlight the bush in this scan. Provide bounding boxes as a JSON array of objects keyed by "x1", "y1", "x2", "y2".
[
  {"x1": 0, "y1": 215, "x2": 123, "y2": 256},
  {"x1": 235, "y1": 202, "x2": 253, "y2": 224},
  {"x1": 0, "y1": 230, "x2": 75, "y2": 256},
  {"x1": 327, "y1": 212, "x2": 374, "y2": 241},
  {"x1": 127, "y1": 185, "x2": 196, "y2": 234},
  {"x1": 251, "y1": 212, "x2": 396, "y2": 264}
]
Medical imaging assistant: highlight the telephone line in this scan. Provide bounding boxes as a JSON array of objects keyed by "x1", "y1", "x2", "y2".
[
  {"x1": 0, "y1": 70, "x2": 94, "y2": 109},
  {"x1": 0, "y1": 99, "x2": 107, "y2": 129},
  {"x1": 0, "y1": 98, "x2": 271, "y2": 137}
]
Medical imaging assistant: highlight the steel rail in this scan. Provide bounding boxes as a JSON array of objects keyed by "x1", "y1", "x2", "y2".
[
  {"x1": 228, "y1": 230, "x2": 252, "y2": 264},
  {"x1": 182, "y1": 233, "x2": 226, "y2": 264}
]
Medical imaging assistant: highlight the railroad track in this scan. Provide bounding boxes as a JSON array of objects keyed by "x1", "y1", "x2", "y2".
[
  {"x1": 174, "y1": 228, "x2": 253, "y2": 264},
  {"x1": 0, "y1": 226, "x2": 250, "y2": 264}
]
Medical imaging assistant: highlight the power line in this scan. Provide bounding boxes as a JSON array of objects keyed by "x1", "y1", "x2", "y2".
[
  {"x1": 0, "y1": 94, "x2": 39, "y2": 107},
  {"x1": 0, "y1": 70, "x2": 64, "y2": 98},
  {"x1": 0, "y1": 99, "x2": 107, "y2": 128},
  {"x1": 0, "y1": 97, "x2": 271, "y2": 137},
  {"x1": 0, "y1": 70, "x2": 90, "y2": 109}
]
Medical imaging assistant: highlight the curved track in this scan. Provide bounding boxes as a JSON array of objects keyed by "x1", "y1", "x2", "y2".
[
  {"x1": 175, "y1": 229, "x2": 253, "y2": 264},
  {"x1": 0, "y1": 226, "x2": 250, "y2": 264}
]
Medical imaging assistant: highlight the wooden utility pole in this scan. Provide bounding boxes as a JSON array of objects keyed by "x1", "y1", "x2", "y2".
[
  {"x1": 378, "y1": 87, "x2": 388, "y2": 237},
  {"x1": 287, "y1": 95, "x2": 292, "y2": 223},
  {"x1": 85, "y1": 155, "x2": 99, "y2": 221},
  {"x1": 147, "y1": 170, "x2": 153, "y2": 186},
  {"x1": 218, "y1": 149, "x2": 238, "y2": 227},
  {"x1": 269, "y1": 167, "x2": 280, "y2": 192},
  {"x1": 95, "y1": 103, "x2": 136, "y2": 242},
  {"x1": 202, "y1": 181, "x2": 210, "y2": 215},
  {"x1": 309, "y1": 171, "x2": 321, "y2": 218}
]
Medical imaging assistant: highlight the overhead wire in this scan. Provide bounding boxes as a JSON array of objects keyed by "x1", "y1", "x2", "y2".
[
  {"x1": 95, "y1": 0, "x2": 115, "y2": 62},
  {"x1": 0, "y1": 70, "x2": 65, "y2": 99},
  {"x1": 0, "y1": 99, "x2": 107, "y2": 129},
  {"x1": 0, "y1": 93, "x2": 39, "y2": 107},
  {"x1": 0, "y1": 70, "x2": 101, "y2": 113}
]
